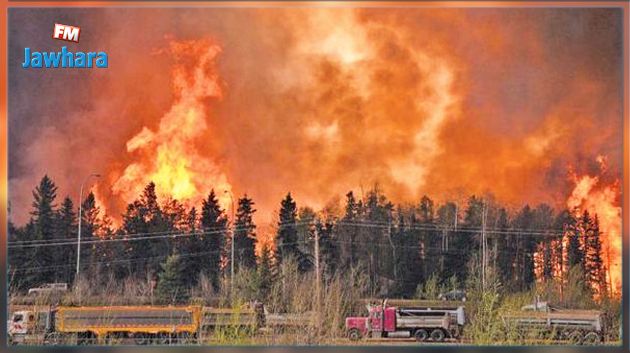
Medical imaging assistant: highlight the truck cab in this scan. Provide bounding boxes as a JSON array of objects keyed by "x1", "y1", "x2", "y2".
[
  {"x1": 8, "y1": 310, "x2": 50, "y2": 345},
  {"x1": 345, "y1": 304, "x2": 389, "y2": 340}
]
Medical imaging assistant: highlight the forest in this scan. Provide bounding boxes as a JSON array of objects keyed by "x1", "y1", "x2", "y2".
[{"x1": 8, "y1": 174, "x2": 613, "y2": 309}]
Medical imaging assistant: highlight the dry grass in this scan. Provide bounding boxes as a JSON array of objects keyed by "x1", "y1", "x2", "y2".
[{"x1": 8, "y1": 260, "x2": 620, "y2": 346}]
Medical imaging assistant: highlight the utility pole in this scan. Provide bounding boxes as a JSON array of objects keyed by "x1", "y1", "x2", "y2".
[
  {"x1": 454, "y1": 202, "x2": 458, "y2": 231},
  {"x1": 314, "y1": 225, "x2": 321, "y2": 319},
  {"x1": 481, "y1": 201, "x2": 487, "y2": 291},
  {"x1": 224, "y1": 190, "x2": 235, "y2": 296},
  {"x1": 387, "y1": 210, "x2": 397, "y2": 279},
  {"x1": 76, "y1": 173, "x2": 100, "y2": 278}
]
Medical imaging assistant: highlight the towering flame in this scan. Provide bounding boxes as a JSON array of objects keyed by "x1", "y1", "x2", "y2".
[
  {"x1": 567, "y1": 155, "x2": 621, "y2": 295},
  {"x1": 111, "y1": 38, "x2": 233, "y2": 212}
]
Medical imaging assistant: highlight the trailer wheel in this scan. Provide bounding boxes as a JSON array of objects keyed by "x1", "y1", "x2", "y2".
[
  {"x1": 582, "y1": 332, "x2": 601, "y2": 345},
  {"x1": 156, "y1": 332, "x2": 171, "y2": 345},
  {"x1": 348, "y1": 328, "x2": 362, "y2": 341},
  {"x1": 430, "y1": 329, "x2": 446, "y2": 342},
  {"x1": 175, "y1": 332, "x2": 192, "y2": 345},
  {"x1": 77, "y1": 332, "x2": 96, "y2": 345},
  {"x1": 134, "y1": 333, "x2": 149, "y2": 345},
  {"x1": 568, "y1": 331, "x2": 583, "y2": 345}
]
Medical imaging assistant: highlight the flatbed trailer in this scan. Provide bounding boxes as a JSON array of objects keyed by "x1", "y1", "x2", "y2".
[{"x1": 201, "y1": 306, "x2": 261, "y2": 332}]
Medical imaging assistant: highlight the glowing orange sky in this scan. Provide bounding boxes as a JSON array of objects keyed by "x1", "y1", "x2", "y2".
[{"x1": 8, "y1": 7, "x2": 623, "y2": 235}]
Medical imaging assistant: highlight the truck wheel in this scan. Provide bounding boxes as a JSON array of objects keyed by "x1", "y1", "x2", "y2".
[
  {"x1": 44, "y1": 332, "x2": 61, "y2": 345},
  {"x1": 582, "y1": 332, "x2": 601, "y2": 345},
  {"x1": 414, "y1": 329, "x2": 429, "y2": 342},
  {"x1": 430, "y1": 329, "x2": 446, "y2": 342},
  {"x1": 175, "y1": 332, "x2": 191, "y2": 345},
  {"x1": 348, "y1": 328, "x2": 362, "y2": 341}
]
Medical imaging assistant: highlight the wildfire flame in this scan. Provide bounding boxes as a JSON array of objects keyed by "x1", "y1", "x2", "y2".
[
  {"x1": 111, "y1": 38, "x2": 233, "y2": 213},
  {"x1": 567, "y1": 155, "x2": 621, "y2": 295}
]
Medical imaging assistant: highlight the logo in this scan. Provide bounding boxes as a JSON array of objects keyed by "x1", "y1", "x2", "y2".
[
  {"x1": 52, "y1": 23, "x2": 80, "y2": 43},
  {"x1": 21, "y1": 23, "x2": 108, "y2": 69}
]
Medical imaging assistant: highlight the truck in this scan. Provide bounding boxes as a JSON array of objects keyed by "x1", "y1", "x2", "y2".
[
  {"x1": 27, "y1": 283, "x2": 68, "y2": 296},
  {"x1": 9, "y1": 305, "x2": 202, "y2": 345},
  {"x1": 501, "y1": 303, "x2": 605, "y2": 345},
  {"x1": 345, "y1": 300, "x2": 466, "y2": 342},
  {"x1": 8, "y1": 303, "x2": 266, "y2": 345}
]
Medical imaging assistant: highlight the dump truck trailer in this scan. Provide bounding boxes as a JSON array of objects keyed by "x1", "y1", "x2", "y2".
[
  {"x1": 9, "y1": 305, "x2": 202, "y2": 345},
  {"x1": 502, "y1": 308, "x2": 604, "y2": 344},
  {"x1": 345, "y1": 301, "x2": 465, "y2": 342}
]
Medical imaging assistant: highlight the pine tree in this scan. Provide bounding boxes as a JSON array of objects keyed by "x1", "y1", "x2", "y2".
[
  {"x1": 162, "y1": 198, "x2": 187, "y2": 232},
  {"x1": 566, "y1": 210, "x2": 584, "y2": 270},
  {"x1": 276, "y1": 193, "x2": 301, "y2": 268},
  {"x1": 257, "y1": 244, "x2": 275, "y2": 301},
  {"x1": 122, "y1": 182, "x2": 173, "y2": 281},
  {"x1": 297, "y1": 207, "x2": 316, "y2": 260},
  {"x1": 316, "y1": 219, "x2": 338, "y2": 280},
  {"x1": 448, "y1": 196, "x2": 483, "y2": 284},
  {"x1": 187, "y1": 207, "x2": 198, "y2": 233},
  {"x1": 91, "y1": 215, "x2": 117, "y2": 286},
  {"x1": 338, "y1": 191, "x2": 360, "y2": 271},
  {"x1": 363, "y1": 185, "x2": 393, "y2": 293},
  {"x1": 200, "y1": 189, "x2": 228, "y2": 292},
  {"x1": 234, "y1": 195, "x2": 257, "y2": 270},
  {"x1": 553, "y1": 210, "x2": 571, "y2": 291},
  {"x1": 143, "y1": 183, "x2": 171, "y2": 277},
  {"x1": 418, "y1": 196, "x2": 434, "y2": 223},
  {"x1": 155, "y1": 254, "x2": 189, "y2": 304},
  {"x1": 418, "y1": 196, "x2": 439, "y2": 281},
  {"x1": 532, "y1": 204, "x2": 555, "y2": 283},
  {"x1": 54, "y1": 197, "x2": 77, "y2": 284},
  {"x1": 81, "y1": 192, "x2": 101, "y2": 278},
  {"x1": 513, "y1": 205, "x2": 536, "y2": 290},
  {"x1": 31, "y1": 175, "x2": 58, "y2": 285},
  {"x1": 394, "y1": 211, "x2": 424, "y2": 297},
  {"x1": 121, "y1": 200, "x2": 146, "y2": 277},
  {"x1": 100, "y1": 220, "x2": 128, "y2": 281},
  {"x1": 584, "y1": 214, "x2": 608, "y2": 298},
  {"x1": 437, "y1": 202, "x2": 458, "y2": 281},
  {"x1": 494, "y1": 208, "x2": 513, "y2": 288},
  {"x1": 8, "y1": 221, "x2": 38, "y2": 290},
  {"x1": 177, "y1": 207, "x2": 205, "y2": 287}
]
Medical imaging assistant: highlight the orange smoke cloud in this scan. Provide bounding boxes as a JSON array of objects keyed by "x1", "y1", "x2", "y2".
[{"x1": 8, "y1": 8, "x2": 622, "y2": 244}]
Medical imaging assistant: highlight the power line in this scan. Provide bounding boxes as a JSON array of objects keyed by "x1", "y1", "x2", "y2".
[
  {"x1": 7, "y1": 220, "x2": 319, "y2": 249},
  {"x1": 8, "y1": 219, "x2": 569, "y2": 249},
  {"x1": 8, "y1": 240, "x2": 311, "y2": 273}
]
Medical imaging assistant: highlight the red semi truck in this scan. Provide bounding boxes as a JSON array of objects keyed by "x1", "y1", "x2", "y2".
[{"x1": 345, "y1": 301, "x2": 465, "y2": 342}]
